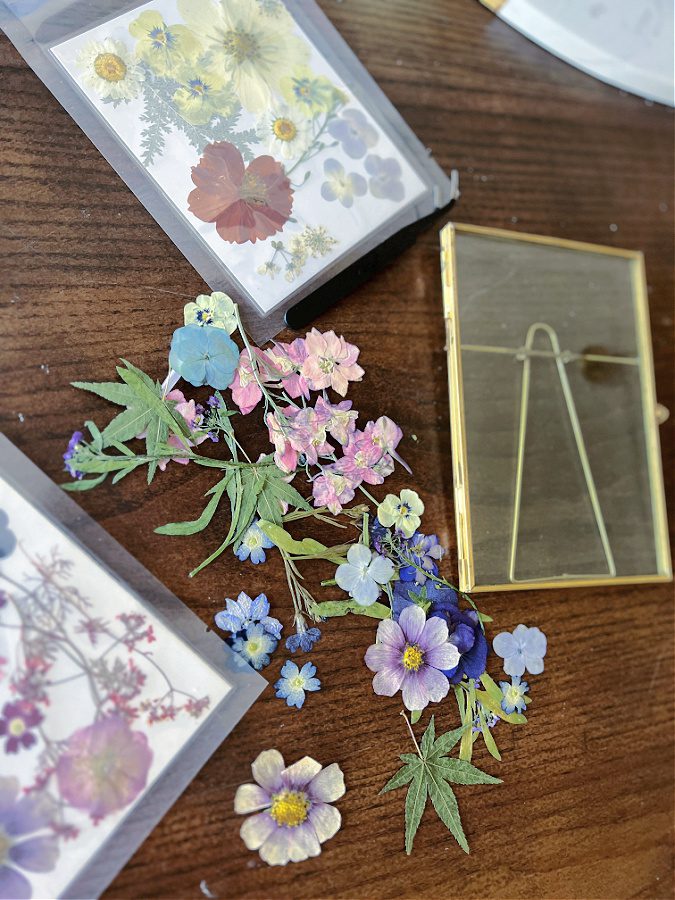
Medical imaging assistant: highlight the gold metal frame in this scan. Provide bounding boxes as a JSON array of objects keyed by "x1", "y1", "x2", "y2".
[{"x1": 441, "y1": 222, "x2": 672, "y2": 593}]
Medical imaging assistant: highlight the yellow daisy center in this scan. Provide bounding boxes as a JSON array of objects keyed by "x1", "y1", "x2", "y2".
[
  {"x1": 222, "y1": 29, "x2": 260, "y2": 64},
  {"x1": 8, "y1": 718, "x2": 26, "y2": 737},
  {"x1": 272, "y1": 117, "x2": 297, "y2": 142},
  {"x1": 269, "y1": 790, "x2": 310, "y2": 828},
  {"x1": 94, "y1": 52, "x2": 127, "y2": 82},
  {"x1": 403, "y1": 644, "x2": 424, "y2": 671}
]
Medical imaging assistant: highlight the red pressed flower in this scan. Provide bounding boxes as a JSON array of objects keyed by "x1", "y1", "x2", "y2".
[{"x1": 188, "y1": 141, "x2": 294, "y2": 244}]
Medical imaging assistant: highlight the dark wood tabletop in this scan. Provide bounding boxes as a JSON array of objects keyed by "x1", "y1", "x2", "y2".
[{"x1": 1, "y1": 1, "x2": 673, "y2": 898}]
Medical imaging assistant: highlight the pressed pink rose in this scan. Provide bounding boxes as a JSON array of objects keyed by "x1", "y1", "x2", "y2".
[
  {"x1": 188, "y1": 142, "x2": 293, "y2": 244},
  {"x1": 55, "y1": 715, "x2": 152, "y2": 820},
  {"x1": 300, "y1": 329, "x2": 364, "y2": 396}
]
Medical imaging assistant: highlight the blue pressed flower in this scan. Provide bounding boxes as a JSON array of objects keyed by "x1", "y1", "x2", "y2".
[
  {"x1": 231, "y1": 624, "x2": 277, "y2": 670},
  {"x1": 235, "y1": 520, "x2": 274, "y2": 565},
  {"x1": 493, "y1": 624, "x2": 547, "y2": 677},
  {"x1": 169, "y1": 324, "x2": 239, "y2": 389},
  {"x1": 63, "y1": 430, "x2": 85, "y2": 479},
  {"x1": 327, "y1": 109, "x2": 378, "y2": 159},
  {"x1": 0, "y1": 776, "x2": 59, "y2": 897},
  {"x1": 274, "y1": 660, "x2": 321, "y2": 708},
  {"x1": 499, "y1": 675, "x2": 529, "y2": 714},
  {"x1": 472, "y1": 702, "x2": 499, "y2": 734},
  {"x1": 285, "y1": 626, "x2": 321, "y2": 654},
  {"x1": 364, "y1": 154, "x2": 405, "y2": 202},
  {"x1": 398, "y1": 531, "x2": 445, "y2": 584},
  {"x1": 214, "y1": 591, "x2": 282, "y2": 639}
]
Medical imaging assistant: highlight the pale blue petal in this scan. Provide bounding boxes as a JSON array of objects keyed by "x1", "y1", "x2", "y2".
[
  {"x1": 503, "y1": 654, "x2": 526, "y2": 677},
  {"x1": 493, "y1": 631, "x2": 517, "y2": 658}
]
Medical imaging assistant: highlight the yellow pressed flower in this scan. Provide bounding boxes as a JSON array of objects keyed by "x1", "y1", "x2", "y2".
[
  {"x1": 129, "y1": 11, "x2": 201, "y2": 75},
  {"x1": 280, "y1": 65, "x2": 345, "y2": 116},
  {"x1": 178, "y1": 0, "x2": 309, "y2": 113},
  {"x1": 172, "y1": 64, "x2": 237, "y2": 125},
  {"x1": 183, "y1": 292, "x2": 238, "y2": 333}
]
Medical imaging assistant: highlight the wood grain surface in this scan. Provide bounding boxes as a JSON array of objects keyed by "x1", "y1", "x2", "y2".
[{"x1": 1, "y1": 1, "x2": 673, "y2": 898}]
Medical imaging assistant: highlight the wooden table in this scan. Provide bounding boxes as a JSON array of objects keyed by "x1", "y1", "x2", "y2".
[{"x1": 1, "y1": 1, "x2": 673, "y2": 897}]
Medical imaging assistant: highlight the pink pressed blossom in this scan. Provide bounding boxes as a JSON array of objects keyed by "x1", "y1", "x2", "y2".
[
  {"x1": 301, "y1": 329, "x2": 364, "y2": 396},
  {"x1": 287, "y1": 407, "x2": 333, "y2": 466},
  {"x1": 314, "y1": 396, "x2": 358, "y2": 446},
  {"x1": 335, "y1": 431, "x2": 386, "y2": 486},
  {"x1": 363, "y1": 415, "x2": 410, "y2": 473},
  {"x1": 312, "y1": 466, "x2": 358, "y2": 515},
  {"x1": 156, "y1": 389, "x2": 208, "y2": 471},
  {"x1": 55, "y1": 715, "x2": 152, "y2": 819},
  {"x1": 229, "y1": 348, "x2": 280, "y2": 415},
  {"x1": 266, "y1": 408, "x2": 300, "y2": 474},
  {"x1": 265, "y1": 339, "x2": 310, "y2": 401}
]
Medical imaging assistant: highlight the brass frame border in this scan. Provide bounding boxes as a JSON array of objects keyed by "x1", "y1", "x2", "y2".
[{"x1": 440, "y1": 221, "x2": 673, "y2": 594}]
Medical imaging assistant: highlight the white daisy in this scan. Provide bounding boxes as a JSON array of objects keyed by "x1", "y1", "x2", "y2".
[
  {"x1": 76, "y1": 38, "x2": 144, "y2": 102},
  {"x1": 256, "y1": 103, "x2": 312, "y2": 160}
]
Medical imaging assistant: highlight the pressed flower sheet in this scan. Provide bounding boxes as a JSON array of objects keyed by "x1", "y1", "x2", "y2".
[
  {"x1": 50, "y1": 0, "x2": 428, "y2": 314},
  {"x1": 0, "y1": 481, "x2": 231, "y2": 899}
]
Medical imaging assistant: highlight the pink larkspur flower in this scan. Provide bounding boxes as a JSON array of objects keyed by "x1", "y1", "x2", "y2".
[
  {"x1": 287, "y1": 407, "x2": 333, "y2": 465},
  {"x1": 335, "y1": 430, "x2": 385, "y2": 486},
  {"x1": 55, "y1": 715, "x2": 152, "y2": 819},
  {"x1": 363, "y1": 415, "x2": 410, "y2": 473},
  {"x1": 364, "y1": 605, "x2": 460, "y2": 711},
  {"x1": 301, "y1": 329, "x2": 364, "y2": 396},
  {"x1": 265, "y1": 339, "x2": 310, "y2": 400},
  {"x1": 266, "y1": 407, "x2": 300, "y2": 474},
  {"x1": 314, "y1": 396, "x2": 358, "y2": 446},
  {"x1": 312, "y1": 466, "x2": 358, "y2": 515},
  {"x1": 229, "y1": 348, "x2": 279, "y2": 415},
  {"x1": 153, "y1": 389, "x2": 208, "y2": 471}
]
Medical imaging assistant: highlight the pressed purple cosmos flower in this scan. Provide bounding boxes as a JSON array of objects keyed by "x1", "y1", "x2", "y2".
[
  {"x1": 0, "y1": 701, "x2": 43, "y2": 754},
  {"x1": 55, "y1": 715, "x2": 152, "y2": 820},
  {"x1": 364, "y1": 605, "x2": 459, "y2": 710},
  {"x1": 0, "y1": 776, "x2": 59, "y2": 900},
  {"x1": 235, "y1": 750, "x2": 345, "y2": 866}
]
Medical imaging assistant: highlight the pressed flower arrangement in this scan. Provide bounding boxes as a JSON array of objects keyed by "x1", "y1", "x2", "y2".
[{"x1": 63, "y1": 292, "x2": 547, "y2": 862}]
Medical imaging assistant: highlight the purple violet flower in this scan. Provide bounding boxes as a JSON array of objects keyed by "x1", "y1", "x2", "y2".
[
  {"x1": 364, "y1": 605, "x2": 459, "y2": 710},
  {"x1": 0, "y1": 776, "x2": 59, "y2": 899}
]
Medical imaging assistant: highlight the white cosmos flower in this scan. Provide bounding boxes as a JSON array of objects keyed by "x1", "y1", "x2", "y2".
[
  {"x1": 256, "y1": 104, "x2": 312, "y2": 160},
  {"x1": 335, "y1": 543, "x2": 395, "y2": 607},
  {"x1": 178, "y1": 0, "x2": 309, "y2": 112},
  {"x1": 76, "y1": 38, "x2": 144, "y2": 102}
]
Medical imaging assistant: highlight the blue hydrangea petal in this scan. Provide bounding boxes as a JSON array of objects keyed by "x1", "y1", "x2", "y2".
[
  {"x1": 280, "y1": 660, "x2": 299, "y2": 679},
  {"x1": 493, "y1": 631, "x2": 517, "y2": 659}
]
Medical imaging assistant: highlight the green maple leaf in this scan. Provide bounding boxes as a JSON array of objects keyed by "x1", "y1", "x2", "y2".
[{"x1": 380, "y1": 715, "x2": 501, "y2": 855}]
